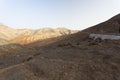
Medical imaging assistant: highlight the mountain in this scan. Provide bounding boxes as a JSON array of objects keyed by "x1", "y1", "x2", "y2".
[
  {"x1": 0, "y1": 24, "x2": 78, "y2": 45},
  {"x1": 0, "y1": 23, "x2": 33, "y2": 40},
  {"x1": 0, "y1": 23, "x2": 17, "y2": 40},
  {"x1": 11, "y1": 28, "x2": 78, "y2": 44},
  {"x1": 0, "y1": 14, "x2": 120, "y2": 80}
]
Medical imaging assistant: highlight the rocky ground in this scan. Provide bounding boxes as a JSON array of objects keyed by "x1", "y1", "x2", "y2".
[{"x1": 0, "y1": 14, "x2": 120, "y2": 80}]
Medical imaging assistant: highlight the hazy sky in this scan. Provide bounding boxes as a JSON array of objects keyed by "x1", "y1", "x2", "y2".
[{"x1": 0, "y1": 0, "x2": 120, "y2": 30}]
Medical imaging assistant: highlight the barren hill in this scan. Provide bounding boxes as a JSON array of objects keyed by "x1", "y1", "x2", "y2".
[
  {"x1": 0, "y1": 24, "x2": 78, "y2": 45},
  {"x1": 11, "y1": 28, "x2": 77, "y2": 44},
  {"x1": 0, "y1": 14, "x2": 120, "y2": 80},
  {"x1": 0, "y1": 23, "x2": 17, "y2": 40}
]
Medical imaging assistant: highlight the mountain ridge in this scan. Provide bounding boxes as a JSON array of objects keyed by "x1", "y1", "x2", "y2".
[{"x1": 0, "y1": 24, "x2": 78, "y2": 45}]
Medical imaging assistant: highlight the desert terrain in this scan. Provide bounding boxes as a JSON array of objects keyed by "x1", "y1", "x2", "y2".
[{"x1": 0, "y1": 14, "x2": 120, "y2": 80}]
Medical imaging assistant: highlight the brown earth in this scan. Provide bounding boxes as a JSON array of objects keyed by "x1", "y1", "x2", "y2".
[{"x1": 0, "y1": 14, "x2": 120, "y2": 80}]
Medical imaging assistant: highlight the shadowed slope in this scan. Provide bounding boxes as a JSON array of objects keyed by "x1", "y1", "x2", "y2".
[{"x1": 38, "y1": 13, "x2": 120, "y2": 48}]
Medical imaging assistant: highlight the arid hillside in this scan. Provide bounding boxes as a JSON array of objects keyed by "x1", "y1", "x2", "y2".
[
  {"x1": 0, "y1": 14, "x2": 120, "y2": 80},
  {"x1": 0, "y1": 24, "x2": 78, "y2": 45},
  {"x1": 11, "y1": 28, "x2": 78, "y2": 44}
]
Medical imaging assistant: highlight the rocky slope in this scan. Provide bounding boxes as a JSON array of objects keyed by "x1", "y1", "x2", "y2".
[
  {"x1": 0, "y1": 23, "x2": 17, "y2": 40},
  {"x1": 11, "y1": 28, "x2": 78, "y2": 44},
  {"x1": 0, "y1": 14, "x2": 120, "y2": 80},
  {"x1": 0, "y1": 24, "x2": 78, "y2": 45}
]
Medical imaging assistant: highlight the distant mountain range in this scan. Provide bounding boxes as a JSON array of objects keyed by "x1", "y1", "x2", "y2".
[{"x1": 0, "y1": 23, "x2": 78, "y2": 45}]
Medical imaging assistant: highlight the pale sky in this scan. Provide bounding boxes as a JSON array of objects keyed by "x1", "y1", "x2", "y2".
[{"x1": 0, "y1": 0, "x2": 120, "y2": 30}]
